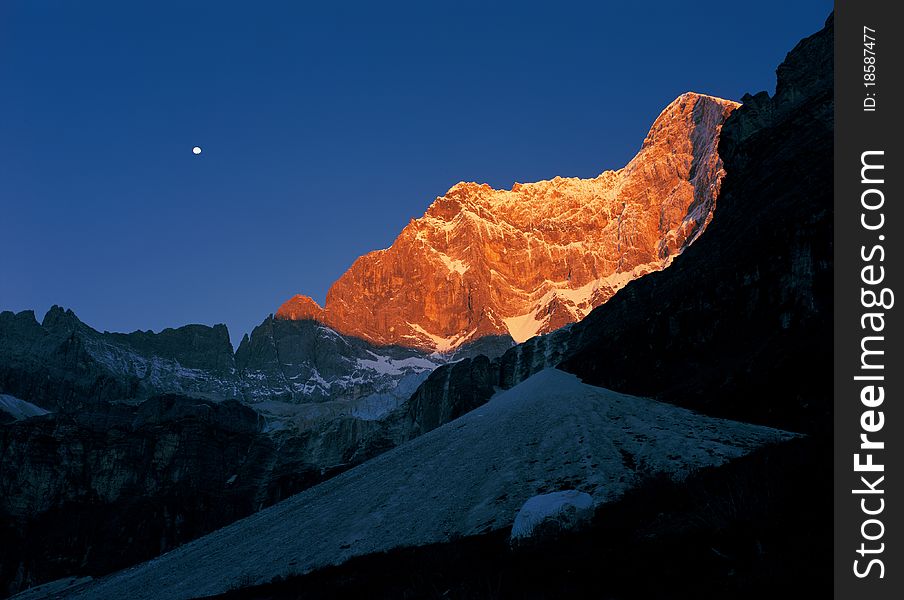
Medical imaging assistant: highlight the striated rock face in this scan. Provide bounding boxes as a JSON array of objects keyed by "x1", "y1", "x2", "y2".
[
  {"x1": 404, "y1": 15, "x2": 833, "y2": 433},
  {"x1": 277, "y1": 93, "x2": 739, "y2": 351}
]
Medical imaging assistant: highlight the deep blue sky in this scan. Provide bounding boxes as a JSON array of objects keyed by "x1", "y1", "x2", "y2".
[{"x1": 1, "y1": 0, "x2": 831, "y2": 347}]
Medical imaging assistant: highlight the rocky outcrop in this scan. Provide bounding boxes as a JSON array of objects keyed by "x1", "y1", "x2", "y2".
[
  {"x1": 510, "y1": 490, "x2": 594, "y2": 547},
  {"x1": 405, "y1": 15, "x2": 833, "y2": 433},
  {"x1": 277, "y1": 93, "x2": 739, "y2": 352},
  {"x1": 0, "y1": 307, "x2": 449, "y2": 415},
  {"x1": 0, "y1": 395, "x2": 48, "y2": 423},
  {"x1": 0, "y1": 305, "x2": 516, "y2": 418},
  {"x1": 402, "y1": 325, "x2": 574, "y2": 438}
]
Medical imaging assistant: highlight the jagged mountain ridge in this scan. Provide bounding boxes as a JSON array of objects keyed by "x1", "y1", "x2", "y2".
[
  {"x1": 0, "y1": 308, "x2": 446, "y2": 417},
  {"x1": 0, "y1": 307, "x2": 240, "y2": 408},
  {"x1": 277, "y1": 92, "x2": 739, "y2": 351}
]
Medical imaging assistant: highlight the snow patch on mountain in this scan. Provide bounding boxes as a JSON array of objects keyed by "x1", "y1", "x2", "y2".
[
  {"x1": 356, "y1": 352, "x2": 437, "y2": 376},
  {"x1": 503, "y1": 311, "x2": 548, "y2": 344},
  {"x1": 405, "y1": 322, "x2": 477, "y2": 354},
  {"x1": 500, "y1": 261, "x2": 668, "y2": 342},
  {"x1": 435, "y1": 251, "x2": 470, "y2": 275}
]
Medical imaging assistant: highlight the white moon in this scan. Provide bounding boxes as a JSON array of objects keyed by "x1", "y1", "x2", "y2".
[{"x1": 192, "y1": 146, "x2": 202, "y2": 155}]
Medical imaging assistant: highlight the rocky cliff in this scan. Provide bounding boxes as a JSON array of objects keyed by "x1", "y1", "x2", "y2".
[
  {"x1": 0, "y1": 397, "x2": 261, "y2": 594},
  {"x1": 405, "y1": 14, "x2": 833, "y2": 433},
  {"x1": 277, "y1": 93, "x2": 739, "y2": 351},
  {"x1": 0, "y1": 392, "x2": 401, "y2": 596},
  {"x1": 234, "y1": 316, "x2": 443, "y2": 406}
]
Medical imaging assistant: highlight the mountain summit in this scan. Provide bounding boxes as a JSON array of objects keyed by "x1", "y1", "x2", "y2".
[{"x1": 278, "y1": 93, "x2": 739, "y2": 352}]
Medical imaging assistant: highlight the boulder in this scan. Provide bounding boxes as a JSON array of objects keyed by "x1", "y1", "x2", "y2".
[{"x1": 510, "y1": 490, "x2": 594, "y2": 546}]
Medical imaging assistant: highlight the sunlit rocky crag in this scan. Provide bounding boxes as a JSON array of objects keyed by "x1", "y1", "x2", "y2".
[{"x1": 278, "y1": 93, "x2": 738, "y2": 350}]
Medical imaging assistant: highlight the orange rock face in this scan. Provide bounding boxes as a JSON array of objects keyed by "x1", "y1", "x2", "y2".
[{"x1": 278, "y1": 93, "x2": 739, "y2": 352}]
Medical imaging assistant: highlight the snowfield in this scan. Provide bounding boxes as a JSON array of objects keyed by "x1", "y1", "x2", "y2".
[{"x1": 20, "y1": 369, "x2": 795, "y2": 600}]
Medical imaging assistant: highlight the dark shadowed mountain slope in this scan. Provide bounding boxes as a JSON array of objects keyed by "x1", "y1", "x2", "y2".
[
  {"x1": 210, "y1": 435, "x2": 831, "y2": 600},
  {"x1": 559, "y1": 15, "x2": 833, "y2": 430},
  {"x1": 30, "y1": 370, "x2": 791, "y2": 600},
  {"x1": 0, "y1": 398, "x2": 268, "y2": 595}
]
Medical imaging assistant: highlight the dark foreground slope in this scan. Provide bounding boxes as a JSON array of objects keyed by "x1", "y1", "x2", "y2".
[
  {"x1": 0, "y1": 377, "x2": 424, "y2": 597},
  {"x1": 212, "y1": 435, "x2": 830, "y2": 600},
  {"x1": 408, "y1": 14, "x2": 834, "y2": 434}
]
